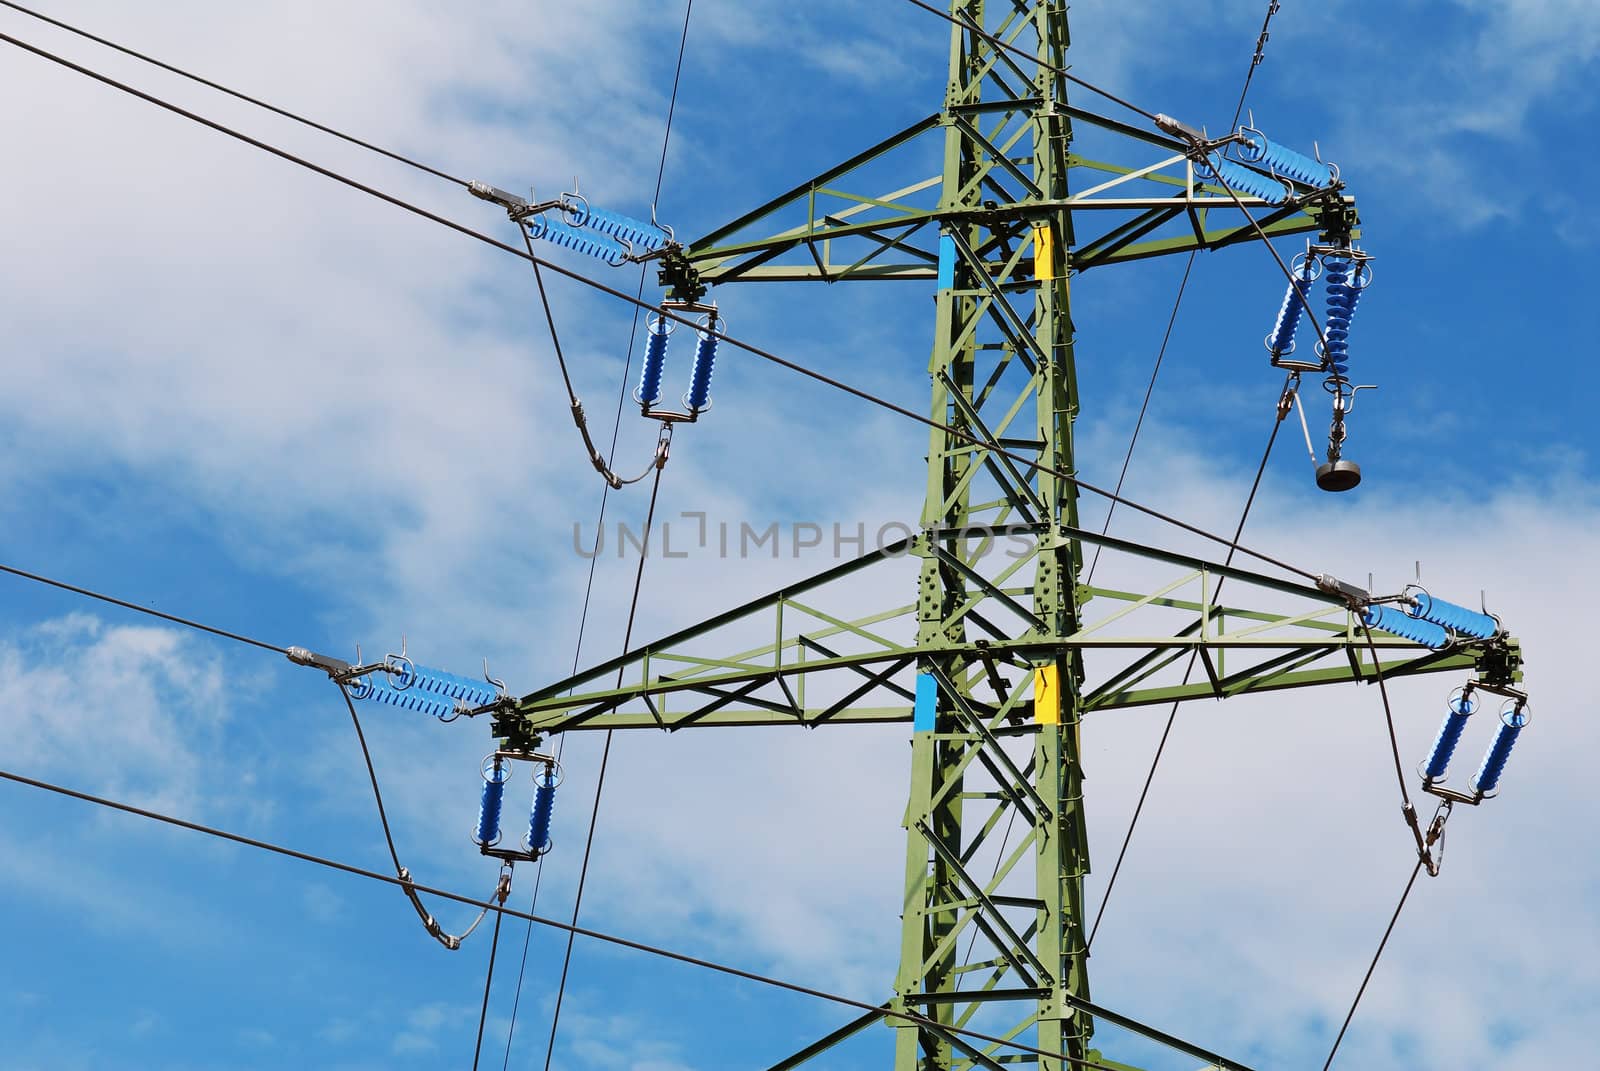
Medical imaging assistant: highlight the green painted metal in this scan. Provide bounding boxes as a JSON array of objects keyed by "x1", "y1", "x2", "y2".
[{"x1": 499, "y1": 4, "x2": 1519, "y2": 1068}]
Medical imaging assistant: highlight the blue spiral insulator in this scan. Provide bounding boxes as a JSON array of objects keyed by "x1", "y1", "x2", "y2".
[
  {"x1": 1197, "y1": 152, "x2": 1288, "y2": 204},
  {"x1": 1267, "y1": 258, "x2": 1316, "y2": 358},
  {"x1": 530, "y1": 216, "x2": 629, "y2": 266},
  {"x1": 686, "y1": 330, "x2": 717, "y2": 412},
  {"x1": 1237, "y1": 132, "x2": 1336, "y2": 187},
  {"x1": 1407, "y1": 592, "x2": 1498, "y2": 640},
  {"x1": 1423, "y1": 692, "x2": 1476, "y2": 781},
  {"x1": 363, "y1": 674, "x2": 458, "y2": 719},
  {"x1": 475, "y1": 761, "x2": 508, "y2": 847},
  {"x1": 1471, "y1": 705, "x2": 1529, "y2": 796},
  {"x1": 583, "y1": 205, "x2": 670, "y2": 252},
  {"x1": 1319, "y1": 256, "x2": 1362, "y2": 376},
  {"x1": 409, "y1": 665, "x2": 500, "y2": 710},
  {"x1": 636, "y1": 317, "x2": 669, "y2": 408},
  {"x1": 528, "y1": 769, "x2": 556, "y2": 855},
  {"x1": 1362, "y1": 605, "x2": 1449, "y2": 649}
]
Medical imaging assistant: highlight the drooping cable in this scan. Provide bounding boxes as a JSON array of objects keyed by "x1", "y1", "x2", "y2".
[
  {"x1": 0, "y1": 560, "x2": 287, "y2": 654},
  {"x1": 0, "y1": 758, "x2": 1250, "y2": 1071},
  {"x1": 541, "y1": 459, "x2": 669, "y2": 1071},
  {"x1": 1360, "y1": 621, "x2": 1430, "y2": 863},
  {"x1": 897, "y1": 0, "x2": 1159, "y2": 122},
  {"x1": 519, "y1": 227, "x2": 658, "y2": 489},
  {"x1": 336, "y1": 680, "x2": 496, "y2": 949},
  {"x1": 1321, "y1": 858, "x2": 1426, "y2": 1070},
  {"x1": 0, "y1": 27, "x2": 1322, "y2": 585},
  {"x1": 1082, "y1": 5, "x2": 1295, "y2": 946},
  {"x1": 0, "y1": 0, "x2": 468, "y2": 187},
  {"x1": 1083, "y1": 254, "x2": 1193, "y2": 586},
  {"x1": 498, "y1": 6, "x2": 694, "y2": 1065}
]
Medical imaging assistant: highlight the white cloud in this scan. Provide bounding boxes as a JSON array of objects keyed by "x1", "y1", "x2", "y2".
[{"x1": 0, "y1": 613, "x2": 228, "y2": 810}]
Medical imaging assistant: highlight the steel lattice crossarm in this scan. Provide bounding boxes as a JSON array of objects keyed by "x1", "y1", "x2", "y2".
[
  {"x1": 496, "y1": 526, "x2": 1506, "y2": 737},
  {"x1": 656, "y1": 48, "x2": 1353, "y2": 295}
]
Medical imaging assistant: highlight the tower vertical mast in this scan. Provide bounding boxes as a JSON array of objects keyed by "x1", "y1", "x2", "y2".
[{"x1": 894, "y1": 3, "x2": 1090, "y2": 1066}]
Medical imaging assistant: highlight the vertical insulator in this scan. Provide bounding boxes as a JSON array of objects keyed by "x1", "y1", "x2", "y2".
[
  {"x1": 1471, "y1": 704, "x2": 1529, "y2": 796},
  {"x1": 1319, "y1": 256, "x2": 1364, "y2": 376},
  {"x1": 686, "y1": 330, "x2": 717, "y2": 412},
  {"x1": 1267, "y1": 258, "x2": 1316, "y2": 358},
  {"x1": 1407, "y1": 592, "x2": 1498, "y2": 640},
  {"x1": 636, "y1": 316, "x2": 669, "y2": 409},
  {"x1": 476, "y1": 758, "x2": 509, "y2": 847},
  {"x1": 1423, "y1": 692, "x2": 1475, "y2": 781},
  {"x1": 528, "y1": 768, "x2": 557, "y2": 855}
]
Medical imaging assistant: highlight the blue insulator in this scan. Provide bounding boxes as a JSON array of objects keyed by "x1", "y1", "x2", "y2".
[
  {"x1": 686, "y1": 330, "x2": 717, "y2": 412},
  {"x1": 1361, "y1": 605, "x2": 1449, "y2": 649},
  {"x1": 1471, "y1": 705, "x2": 1529, "y2": 796},
  {"x1": 1423, "y1": 692, "x2": 1476, "y2": 781},
  {"x1": 1319, "y1": 256, "x2": 1362, "y2": 375},
  {"x1": 528, "y1": 769, "x2": 556, "y2": 855},
  {"x1": 363, "y1": 674, "x2": 458, "y2": 719},
  {"x1": 475, "y1": 762, "x2": 508, "y2": 847},
  {"x1": 1237, "y1": 132, "x2": 1336, "y2": 187},
  {"x1": 1197, "y1": 152, "x2": 1287, "y2": 204},
  {"x1": 583, "y1": 205, "x2": 670, "y2": 253},
  {"x1": 408, "y1": 665, "x2": 500, "y2": 710},
  {"x1": 530, "y1": 215, "x2": 629, "y2": 266},
  {"x1": 1407, "y1": 592, "x2": 1498, "y2": 640},
  {"x1": 1267, "y1": 258, "x2": 1316, "y2": 358},
  {"x1": 636, "y1": 317, "x2": 669, "y2": 407}
]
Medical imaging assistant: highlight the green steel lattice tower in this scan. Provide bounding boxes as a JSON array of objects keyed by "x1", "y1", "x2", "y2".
[{"x1": 496, "y1": 4, "x2": 1517, "y2": 1068}]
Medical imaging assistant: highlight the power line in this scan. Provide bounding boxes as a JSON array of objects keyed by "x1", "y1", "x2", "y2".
[
  {"x1": 541, "y1": 458, "x2": 670, "y2": 1071},
  {"x1": 1083, "y1": 253, "x2": 1194, "y2": 587},
  {"x1": 337, "y1": 681, "x2": 496, "y2": 950},
  {"x1": 0, "y1": 764, "x2": 1228, "y2": 1071},
  {"x1": 1083, "y1": 2, "x2": 1299, "y2": 946},
  {"x1": 501, "y1": 4, "x2": 696, "y2": 1065},
  {"x1": 0, "y1": 560, "x2": 286, "y2": 655},
  {"x1": 0, "y1": 0, "x2": 468, "y2": 187},
  {"x1": 897, "y1": 0, "x2": 1160, "y2": 121},
  {"x1": 1229, "y1": 1, "x2": 1281, "y2": 130},
  {"x1": 0, "y1": 27, "x2": 1323, "y2": 585},
  {"x1": 1321, "y1": 857, "x2": 1426, "y2": 1070},
  {"x1": 1086, "y1": 397, "x2": 1287, "y2": 949}
]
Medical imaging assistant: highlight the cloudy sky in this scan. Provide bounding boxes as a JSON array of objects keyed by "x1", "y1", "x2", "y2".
[{"x1": 0, "y1": 1, "x2": 1595, "y2": 1069}]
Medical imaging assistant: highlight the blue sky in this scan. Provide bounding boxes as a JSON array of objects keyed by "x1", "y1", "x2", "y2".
[{"x1": 1, "y1": 1, "x2": 1596, "y2": 1068}]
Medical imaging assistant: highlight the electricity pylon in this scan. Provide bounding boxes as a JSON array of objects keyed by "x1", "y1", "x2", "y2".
[{"x1": 494, "y1": 4, "x2": 1519, "y2": 1068}]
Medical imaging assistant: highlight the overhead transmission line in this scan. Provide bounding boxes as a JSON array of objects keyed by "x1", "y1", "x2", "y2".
[
  {"x1": 1321, "y1": 857, "x2": 1426, "y2": 1070},
  {"x1": 0, "y1": 25, "x2": 1327, "y2": 588},
  {"x1": 0, "y1": 765, "x2": 1251, "y2": 1071},
  {"x1": 897, "y1": 0, "x2": 1160, "y2": 122},
  {"x1": 1081, "y1": 0, "x2": 1297, "y2": 949},
  {"x1": 0, "y1": 0, "x2": 466, "y2": 185},
  {"x1": 1084, "y1": 0, "x2": 1284, "y2": 584},
  {"x1": 490, "y1": 6, "x2": 698, "y2": 1070},
  {"x1": 0, "y1": 561, "x2": 287, "y2": 655}
]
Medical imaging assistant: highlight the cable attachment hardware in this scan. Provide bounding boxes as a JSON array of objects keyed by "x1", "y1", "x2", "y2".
[
  {"x1": 293, "y1": 642, "x2": 509, "y2": 722},
  {"x1": 475, "y1": 749, "x2": 563, "y2": 864},
  {"x1": 636, "y1": 302, "x2": 723, "y2": 424},
  {"x1": 1419, "y1": 679, "x2": 1531, "y2": 805},
  {"x1": 395, "y1": 863, "x2": 509, "y2": 951},
  {"x1": 470, "y1": 178, "x2": 676, "y2": 265},
  {"x1": 1417, "y1": 799, "x2": 1453, "y2": 877}
]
